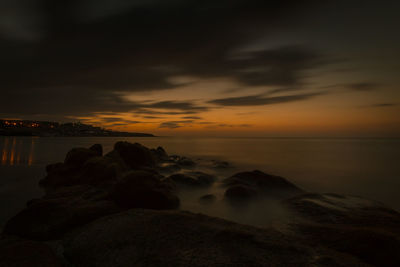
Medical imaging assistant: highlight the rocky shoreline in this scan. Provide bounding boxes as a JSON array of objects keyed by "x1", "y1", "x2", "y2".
[{"x1": 1, "y1": 141, "x2": 400, "y2": 266}]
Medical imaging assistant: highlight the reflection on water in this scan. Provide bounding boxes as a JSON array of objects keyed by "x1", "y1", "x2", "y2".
[{"x1": 0, "y1": 137, "x2": 36, "y2": 166}]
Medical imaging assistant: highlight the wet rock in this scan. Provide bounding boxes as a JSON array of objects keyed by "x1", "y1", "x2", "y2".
[
  {"x1": 89, "y1": 144, "x2": 103, "y2": 157},
  {"x1": 212, "y1": 160, "x2": 230, "y2": 169},
  {"x1": 110, "y1": 171, "x2": 180, "y2": 210},
  {"x1": 150, "y1": 146, "x2": 169, "y2": 162},
  {"x1": 224, "y1": 185, "x2": 257, "y2": 200},
  {"x1": 3, "y1": 198, "x2": 120, "y2": 241},
  {"x1": 64, "y1": 147, "x2": 98, "y2": 168},
  {"x1": 223, "y1": 170, "x2": 303, "y2": 199},
  {"x1": 199, "y1": 194, "x2": 217, "y2": 204},
  {"x1": 0, "y1": 236, "x2": 62, "y2": 267},
  {"x1": 114, "y1": 141, "x2": 156, "y2": 169},
  {"x1": 168, "y1": 171, "x2": 216, "y2": 187},
  {"x1": 170, "y1": 155, "x2": 196, "y2": 167},
  {"x1": 178, "y1": 157, "x2": 196, "y2": 167},
  {"x1": 156, "y1": 162, "x2": 181, "y2": 174}
]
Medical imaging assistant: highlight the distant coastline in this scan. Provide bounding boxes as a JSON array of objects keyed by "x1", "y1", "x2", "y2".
[{"x1": 0, "y1": 119, "x2": 154, "y2": 137}]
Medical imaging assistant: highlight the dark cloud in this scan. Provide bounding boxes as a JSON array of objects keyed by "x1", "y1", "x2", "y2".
[
  {"x1": 348, "y1": 83, "x2": 379, "y2": 91},
  {"x1": 208, "y1": 92, "x2": 322, "y2": 106},
  {"x1": 182, "y1": 116, "x2": 202, "y2": 120},
  {"x1": 0, "y1": 0, "x2": 319, "y2": 119},
  {"x1": 366, "y1": 103, "x2": 398, "y2": 108}
]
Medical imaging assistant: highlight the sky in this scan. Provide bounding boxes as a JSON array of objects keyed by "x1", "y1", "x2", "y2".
[{"x1": 1, "y1": 0, "x2": 399, "y2": 137}]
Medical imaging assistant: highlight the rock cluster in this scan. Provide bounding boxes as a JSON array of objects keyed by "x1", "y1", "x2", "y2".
[
  {"x1": 3, "y1": 142, "x2": 183, "y2": 241},
  {"x1": 1, "y1": 142, "x2": 400, "y2": 266}
]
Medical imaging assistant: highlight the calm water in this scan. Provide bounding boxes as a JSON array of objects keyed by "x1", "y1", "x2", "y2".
[{"x1": 1, "y1": 136, "x2": 400, "y2": 227}]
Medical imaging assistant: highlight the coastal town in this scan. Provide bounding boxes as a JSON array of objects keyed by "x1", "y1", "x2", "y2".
[{"x1": 0, "y1": 119, "x2": 153, "y2": 137}]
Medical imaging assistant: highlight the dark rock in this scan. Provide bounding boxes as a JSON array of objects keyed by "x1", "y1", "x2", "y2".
[
  {"x1": 177, "y1": 157, "x2": 195, "y2": 167},
  {"x1": 110, "y1": 171, "x2": 180, "y2": 210},
  {"x1": 3, "y1": 198, "x2": 120, "y2": 241},
  {"x1": 89, "y1": 144, "x2": 103, "y2": 156},
  {"x1": 156, "y1": 162, "x2": 182, "y2": 173},
  {"x1": 199, "y1": 194, "x2": 217, "y2": 204},
  {"x1": 284, "y1": 193, "x2": 400, "y2": 267},
  {"x1": 41, "y1": 157, "x2": 118, "y2": 187},
  {"x1": 0, "y1": 236, "x2": 62, "y2": 267},
  {"x1": 150, "y1": 146, "x2": 169, "y2": 162},
  {"x1": 114, "y1": 141, "x2": 156, "y2": 169},
  {"x1": 212, "y1": 160, "x2": 230, "y2": 169},
  {"x1": 40, "y1": 163, "x2": 81, "y2": 187},
  {"x1": 64, "y1": 147, "x2": 98, "y2": 168},
  {"x1": 224, "y1": 185, "x2": 257, "y2": 200},
  {"x1": 223, "y1": 170, "x2": 303, "y2": 199},
  {"x1": 45, "y1": 162, "x2": 64, "y2": 174},
  {"x1": 168, "y1": 172, "x2": 216, "y2": 187},
  {"x1": 62, "y1": 209, "x2": 316, "y2": 267},
  {"x1": 81, "y1": 156, "x2": 118, "y2": 185}
]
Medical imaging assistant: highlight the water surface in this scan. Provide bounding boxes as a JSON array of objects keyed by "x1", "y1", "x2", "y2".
[{"x1": 1, "y1": 136, "x2": 399, "y2": 227}]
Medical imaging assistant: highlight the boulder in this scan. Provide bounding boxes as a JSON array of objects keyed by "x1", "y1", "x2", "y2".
[
  {"x1": 2, "y1": 198, "x2": 120, "y2": 241},
  {"x1": 199, "y1": 194, "x2": 217, "y2": 204},
  {"x1": 223, "y1": 170, "x2": 303, "y2": 199},
  {"x1": 224, "y1": 185, "x2": 257, "y2": 200},
  {"x1": 177, "y1": 157, "x2": 196, "y2": 167},
  {"x1": 89, "y1": 144, "x2": 103, "y2": 157},
  {"x1": 110, "y1": 171, "x2": 180, "y2": 210},
  {"x1": 284, "y1": 193, "x2": 400, "y2": 267},
  {"x1": 156, "y1": 162, "x2": 182, "y2": 173},
  {"x1": 168, "y1": 172, "x2": 216, "y2": 187},
  {"x1": 0, "y1": 236, "x2": 62, "y2": 267},
  {"x1": 41, "y1": 157, "x2": 118, "y2": 187},
  {"x1": 40, "y1": 163, "x2": 81, "y2": 187},
  {"x1": 80, "y1": 156, "x2": 118, "y2": 185},
  {"x1": 64, "y1": 147, "x2": 98, "y2": 168},
  {"x1": 113, "y1": 141, "x2": 156, "y2": 169},
  {"x1": 150, "y1": 146, "x2": 169, "y2": 162}
]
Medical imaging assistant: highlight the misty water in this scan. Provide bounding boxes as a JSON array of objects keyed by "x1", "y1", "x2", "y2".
[{"x1": 1, "y1": 136, "x2": 399, "y2": 228}]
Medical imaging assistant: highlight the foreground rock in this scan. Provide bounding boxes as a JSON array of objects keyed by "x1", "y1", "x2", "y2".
[
  {"x1": 0, "y1": 236, "x2": 62, "y2": 267},
  {"x1": 284, "y1": 193, "x2": 400, "y2": 267},
  {"x1": 223, "y1": 170, "x2": 304, "y2": 200},
  {"x1": 61, "y1": 209, "x2": 356, "y2": 267}
]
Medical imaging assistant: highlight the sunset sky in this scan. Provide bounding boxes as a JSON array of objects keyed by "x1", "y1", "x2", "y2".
[{"x1": 1, "y1": 0, "x2": 399, "y2": 136}]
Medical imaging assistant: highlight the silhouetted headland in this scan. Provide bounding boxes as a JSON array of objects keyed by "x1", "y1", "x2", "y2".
[
  {"x1": 1, "y1": 141, "x2": 400, "y2": 266},
  {"x1": 0, "y1": 119, "x2": 154, "y2": 137}
]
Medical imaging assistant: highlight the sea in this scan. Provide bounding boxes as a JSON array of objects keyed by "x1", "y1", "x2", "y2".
[{"x1": 1, "y1": 136, "x2": 399, "y2": 227}]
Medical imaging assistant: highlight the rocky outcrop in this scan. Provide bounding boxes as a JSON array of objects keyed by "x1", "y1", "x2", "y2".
[
  {"x1": 3, "y1": 193, "x2": 121, "y2": 241},
  {"x1": 0, "y1": 236, "x2": 62, "y2": 267},
  {"x1": 110, "y1": 171, "x2": 180, "y2": 210},
  {"x1": 223, "y1": 170, "x2": 304, "y2": 200},
  {"x1": 4, "y1": 142, "x2": 180, "y2": 241},
  {"x1": 168, "y1": 171, "x2": 216, "y2": 187},
  {"x1": 199, "y1": 194, "x2": 217, "y2": 204},
  {"x1": 61, "y1": 209, "x2": 313, "y2": 267},
  {"x1": 2, "y1": 141, "x2": 400, "y2": 266},
  {"x1": 284, "y1": 193, "x2": 400, "y2": 267},
  {"x1": 113, "y1": 141, "x2": 156, "y2": 169}
]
